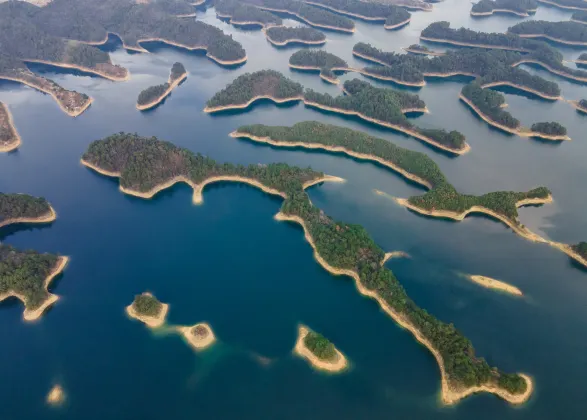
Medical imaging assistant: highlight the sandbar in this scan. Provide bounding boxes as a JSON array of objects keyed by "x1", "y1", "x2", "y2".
[
  {"x1": 0, "y1": 103, "x2": 22, "y2": 152},
  {"x1": 137, "y1": 72, "x2": 187, "y2": 111},
  {"x1": 293, "y1": 325, "x2": 348, "y2": 372},
  {"x1": 274, "y1": 211, "x2": 532, "y2": 404},
  {"x1": 125, "y1": 293, "x2": 169, "y2": 328},
  {"x1": 467, "y1": 275, "x2": 523, "y2": 296},
  {"x1": 203, "y1": 95, "x2": 304, "y2": 113},
  {"x1": 177, "y1": 322, "x2": 216, "y2": 350},
  {"x1": 46, "y1": 384, "x2": 65, "y2": 406}
]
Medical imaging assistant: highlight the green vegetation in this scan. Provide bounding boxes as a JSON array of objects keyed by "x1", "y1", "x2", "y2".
[
  {"x1": 83, "y1": 132, "x2": 529, "y2": 398},
  {"x1": 265, "y1": 26, "x2": 326, "y2": 45},
  {"x1": 406, "y1": 44, "x2": 432, "y2": 53},
  {"x1": 242, "y1": 0, "x2": 355, "y2": 31},
  {"x1": 205, "y1": 70, "x2": 303, "y2": 109},
  {"x1": 216, "y1": 0, "x2": 282, "y2": 26},
  {"x1": 131, "y1": 293, "x2": 163, "y2": 317},
  {"x1": 471, "y1": 0, "x2": 537, "y2": 15},
  {"x1": 289, "y1": 50, "x2": 347, "y2": 81},
  {"x1": 509, "y1": 20, "x2": 587, "y2": 44},
  {"x1": 572, "y1": 242, "x2": 587, "y2": 259},
  {"x1": 137, "y1": 62, "x2": 186, "y2": 107},
  {"x1": 170, "y1": 62, "x2": 186, "y2": 82},
  {"x1": 577, "y1": 99, "x2": 587, "y2": 110},
  {"x1": 303, "y1": 0, "x2": 411, "y2": 28},
  {"x1": 530, "y1": 121, "x2": 567, "y2": 136},
  {"x1": 303, "y1": 330, "x2": 337, "y2": 360},
  {"x1": 0, "y1": 244, "x2": 60, "y2": 310},
  {"x1": 0, "y1": 193, "x2": 52, "y2": 224},
  {"x1": 540, "y1": 0, "x2": 587, "y2": 11},
  {"x1": 461, "y1": 82, "x2": 519, "y2": 129},
  {"x1": 572, "y1": 11, "x2": 587, "y2": 23}
]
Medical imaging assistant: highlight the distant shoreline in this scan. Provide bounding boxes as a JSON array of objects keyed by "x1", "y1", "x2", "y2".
[
  {"x1": 137, "y1": 72, "x2": 187, "y2": 111},
  {"x1": 515, "y1": 32, "x2": 587, "y2": 47},
  {"x1": 294, "y1": 325, "x2": 348, "y2": 372}
]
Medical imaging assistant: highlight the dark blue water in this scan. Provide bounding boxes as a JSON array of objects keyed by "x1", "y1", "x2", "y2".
[{"x1": 1, "y1": 1, "x2": 587, "y2": 419}]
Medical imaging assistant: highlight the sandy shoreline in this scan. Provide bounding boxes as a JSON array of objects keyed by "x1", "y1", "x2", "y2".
[
  {"x1": 136, "y1": 71, "x2": 187, "y2": 111},
  {"x1": 537, "y1": 0, "x2": 587, "y2": 10},
  {"x1": 133, "y1": 38, "x2": 248, "y2": 65},
  {"x1": 419, "y1": 36, "x2": 530, "y2": 52},
  {"x1": 467, "y1": 275, "x2": 523, "y2": 296},
  {"x1": 568, "y1": 99, "x2": 587, "y2": 113},
  {"x1": 125, "y1": 293, "x2": 169, "y2": 328},
  {"x1": 479, "y1": 81, "x2": 561, "y2": 101},
  {"x1": 511, "y1": 59, "x2": 587, "y2": 83},
  {"x1": 274, "y1": 211, "x2": 532, "y2": 404},
  {"x1": 177, "y1": 323, "x2": 216, "y2": 350},
  {"x1": 0, "y1": 103, "x2": 22, "y2": 152},
  {"x1": 266, "y1": 35, "x2": 326, "y2": 46},
  {"x1": 294, "y1": 325, "x2": 348, "y2": 372},
  {"x1": 384, "y1": 18, "x2": 411, "y2": 30},
  {"x1": 459, "y1": 94, "x2": 571, "y2": 140},
  {"x1": 382, "y1": 251, "x2": 410, "y2": 264},
  {"x1": 0, "y1": 205, "x2": 57, "y2": 229},
  {"x1": 402, "y1": 47, "x2": 445, "y2": 56},
  {"x1": 204, "y1": 95, "x2": 303, "y2": 112},
  {"x1": 255, "y1": 5, "x2": 355, "y2": 33},
  {"x1": 515, "y1": 32, "x2": 587, "y2": 46},
  {"x1": 23, "y1": 59, "x2": 129, "y2": 82},
  {"x1": 471, "y1": 8, "x2": 530, "y2": 17}
]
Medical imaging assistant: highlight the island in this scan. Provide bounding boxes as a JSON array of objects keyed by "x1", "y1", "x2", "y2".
[
  {"x1": 373, "y1": 0, "x2": 432, "y2": 11},
  {"x1": 420, "y1": 22, "x2": 587, "y2": 84},
  {"x1": 204, "y1": 70, "x2": 304, "y2": 112},
  {"x1": 570, "y1": 242, "x2": 587, "y2": 265},
  {"x1": 460, "y1": 82, "x2": 570, "y2": 140},
  {"x1": 0, "y1": 192, "x2": 56, "y2": 228},
  {"x1": 289, "y1": 50, "x2": 348, "y2": 83},
  {"x1": 294, "y1": 325, "x2": 347, "y2": 372},
  {"x1": 471, "y1": 0, "x2": 537, "y2": 17},
  {"x1": 509, "y1": 20, "x2": 587, "y2": 46},
  {"x1": 382, "y1": 251, "x2": 410, "y2": 264},
  {"x1": 46, "y1": 384, "x2": 65, "y2": 406},
  {"x1": 571, "y1": 11, "x2": 587, "y2": 24},
  {"x1": 241, "y1": 0, "x2": 355, "y2": 33},
  {"x1": 0, "y1": 103, "x2": 21, "y2": 152},
  {"x1": 82, "y1": 131, "x2": 533, "y2": 405},
  {"x1": 264, "y1": 26, "x2": 327, "y2": 46},
  {"x1": 574, "y1": 52, "x2": 587, "y2": 64},
  {"x1": 466, "y1": 275, "x2": 523, "y2": 296},
  {"x1": 137, "y1": 62, "x2": 187, "y2": 111},
  {"x1": 216, "y1": 0, "x2": 282, "y2": 28},
  {"x1": 126, "y1": 292, "x2": 169, "y2": 328},
  {"x1": 177, "y1": 322, "x2": 216, "y2": 350},
  {"x1": 569, "y1": 98, "x2": 587, "y2": 113},
  {"x1": 300, "y1": 0, "x2": 411, "y2": 30},
  {"x1": 403, "y1": 44, "x2": 445, "y2": 56},
  {"x1": 536, "y1": 0, "x2": 587, "y2": 11}
]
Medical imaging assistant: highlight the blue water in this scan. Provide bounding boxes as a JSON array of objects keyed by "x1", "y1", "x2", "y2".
[{"x1": 1, "y1": 1, "x2": 587, "y2": 418}]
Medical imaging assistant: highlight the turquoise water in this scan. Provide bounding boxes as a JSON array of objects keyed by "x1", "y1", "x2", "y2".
[{"x1": 1, "y1": 1, "x2": 587, "y2": 418}]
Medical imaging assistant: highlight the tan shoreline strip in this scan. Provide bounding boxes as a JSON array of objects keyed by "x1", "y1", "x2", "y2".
[
  {"x1": 515, "y1": 32, "x2": 587, "y2": 47},
  {"x1": 266, "y1": 35, "x2": 326, "y2": 46},
  {"x1": 382, "y1": 251, "x2": 410, "y2": 264},
  {"x1": 203, "y1": 95, "x2": 304, "y2": 113},
  {"x1": 137, "y1": 71, "x2": 187, "y2": 111},
  {"x1": 511, "y1": 59, "x2": 587, "y2": 83},
  {"x1": 459, "y1": 94, "x2": 571, "y2": 140},
  {"x1": 177, "y1": 323, "x2": 216, "y2": 350},
  {"x1": 0, "y1": 103, "x2": 22, "y2": 152},
  {"x1": 479, "y1": 81, "x2": 561, "y2": 101},
  {"x1": 402, "y1": 47, "x2": 445, "y2": 56},
  {"x1": 419, "y1": 36, "x2": 530, "y2": 52},
  {"x1": 294, "y1": 325, "x2": 348, "y2": 372},
  {"x1": 0, "y1": 206, "x2": 57, "y2": 229},
  {"x1": 255, "y1": 5, "x2": 355, "y2": 33},
  {"x1": 23, "y1": 59, "x2": 129, "y2": 82},
  {"x1": 275, "y1": 212, "x2": 533, "y2": 405},
  {"x1": 125, "y1": 293, "x2": 169, "y2": 328},
  {"x1": 134, "y1": 38, "x2": 248, "y2": 65},
  {"x1": 0, "y1": 255, "x2": 69, "y2": 322},
  {"x1": 467, "y1": 275, "x2": 523, "y2": 296},
  {"x1": 46, "y1": 384, "x2": 65, "y2": 406},
  {"x1": 384, "y1": 18, "x2": 411, "y2": 30},
  {"x1": 568, "y1": 99, "x2": 587, "y2": 113},
  {"x1": 471, "y1": 9, "x2": 530, "y2": 17}
]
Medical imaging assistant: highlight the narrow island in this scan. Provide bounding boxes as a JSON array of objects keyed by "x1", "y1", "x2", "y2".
[
  {"x1": 137, "y1": 62, "x2": 187, "y2": 111},
  {"x1": 471, "y1": 0, "x2": 537, "y2": 17},
  {"x1": 241, "y1": 0, "x2": 355, "y2": 33},
  {"x1": 46, "y1": 384, "x2": 65, "y2": 406},
  {"x1": 0, "y1": 192, "x2": 56, "y2": 228},
  {"x1": 569, "y1": 98, "x2": 587, "y2": 113},
  {"x1": 460, "y1": 82, "x2": 570, "y2": 140},
  {"x1": 177, "y1": 322, "x2": 216, "y2": 350},
  {"x1": 571, "y1": 11, "x2": 587, "y2": 24},
  {"x1": 81, "y1": 132, "x2": 534, "y2": 405},
  {"x1": 216, "y1": 0, "x2": 282, "y2": 28},
  {"x1": 294, "y1": 325, "x2": 347, "y2": 372},
  {"x1": 536, "y1": 0, "x2": 587, "y2": 11},
  {"x1": 509, "y1": 20, "x2": 587, "y2": 47},
  {"x1": 264, "y1": 26, "x2": 327, "y2": 46},
  {"x1": 125, "y1": 292, "x2": 169, "y2": 328},
  {"x1": 0, "y1": 103, "x2": 21, "y2": 152},
  {"x1": 382, "y1": 251, "x2": 410, "y2": 264},
  {"x1": 289, "y1": 50, "x2": 349, "y2": 84},
  {"x1": 403, "y1": 44, "x2": 445, "y2": 56},
  {"x1": 466, "y1": 275, "x2": 523, "y2": 296}
]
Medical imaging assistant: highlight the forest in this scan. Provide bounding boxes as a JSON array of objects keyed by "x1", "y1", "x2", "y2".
[
  {"x1": 131, "y1": 293, "x2": 164, "y2": 317},
  {"x1": 137, "y1": 62, "x2": 186, "y2": 107},
  {"x1": 303, "y1": 0, "x2": 411, "y2": 27},
  {"x1": 509, "y1": 20, "x2": 587, "y2": 44},
  {"x1": 0, "y1": 103, "x2": 19, "y2": 150},
  {"x1": 0, "y1": 193, "x2": 52, "y2": 224},
  {"x1": 572, "y1": 11, "x2": 587, "y2": 23},
  {"x1": 530, "y1": 121, "x2": 567, "y2": 136},
  {"x1": 242, "y1": 0, "x2": 355, "y2": 31},
  {"x1": 83, "y1": 132, "x2": 529, "y2": 397},
  {"x1": 265, "y1": 26, "x2": 326, "y2": 44},
  {"x1": 0, "y1": 244, "x2": 60, "y2": 311},
  {"x1": 289, "y1": 50, "x2": 348, "y2": 81},
  {"x1": 471, "y1": 0, "x2": 537, "y2": 15},
  {"x1": 206, "y1": 70, "x2": 304, "y2": 109},
  {"x1": 216, "y1": 0, "x2": 282, "y2": 26},
  {"x1": 303, "y1": 330, "x2": 337, "y2": 360},
  {"x1": 406, "y1": 44, "x2": 433, "y2": 53},
  {"x1": 461, "y1": 82, "x2": 520, "y2": 129},
  {"x1": 572, "y1": 242, "x2": 587, "y2": 259},
  {"x1": 170, "y1": 62, "x2": 187, "y2": 82}
]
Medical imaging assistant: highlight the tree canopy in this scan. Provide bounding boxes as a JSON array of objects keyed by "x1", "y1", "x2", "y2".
[
  {"x1": 303, "y1": 330, "x2": 337, "y2": 360},
  {"x1": 131, "y1": 293, "x2": 164, "y2": 316},
  {"x1": 265, "y1": 26, "x2": 326, "y2": 44},
  {"x1": 0, "y1": 193, "x2": 52, "y2": 224}
]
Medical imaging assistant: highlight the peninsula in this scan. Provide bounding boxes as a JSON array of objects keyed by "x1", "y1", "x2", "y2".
[
  {"x1": 126, "y1": 292, "x2": 169, "y2": 328},
  {"x1": 137, "y1": 62, "x2": 187, "y2": 111},
  {"x1": 0, "y1": 193, "x2": 56, "y2": 228},
  {"x1": 509, "y1": 20, "x2": 587, "y2": 47},
  {"x1": 294, "y1": 325, "x2": 347, "y2": 372},
  {"x1": 178, "y1": 323, "x2": 216, "y2": 350},
  {"x1": 0, "y1": 103, "x2": 21, "y2": 152},
  {"x1": 466, "y1": 275, "x2": 523, "y2": 296},
  {"x1": 289, "y1": 50, "x2": 348, "y2": 83},
  {"x1": 216, "y1": 0, "x2": 282, "y2": 28},
  {"x1": 536, "y1": 0, "x2": 587, "y2": 11},
  {"x1": 471, "y1": 0, "x2": 537, "y2": 17},
  {"x1": 83, "y1": 132, "x2": 533, "y2": 405},
  {"x1": 571, "y1": 11, "x2": 587, "y2": 24},
  {"x1": 265, "y1": 26, "x2": 327, "y2": 46}
]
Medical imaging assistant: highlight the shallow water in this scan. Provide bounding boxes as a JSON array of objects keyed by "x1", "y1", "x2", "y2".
[{"x1": 1, "y1": 1, "x2": 587, "y2": 419}]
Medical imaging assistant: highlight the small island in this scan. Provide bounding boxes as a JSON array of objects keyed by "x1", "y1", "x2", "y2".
[
  {"x1": 0, "y1": 192, "x2": 56, "y2": 228},
  {"x1": 126, "y1": 292, "x2": 169, "y2": 328},
  {"x1": 137, "y1": 62, "x2": 187, "y2": 111},
  {"x1": 242, "y1": 0, "x2": 355, "y2": 32},
  {"x1": 264, "y1": 26, "x2": 326, "y2": 46},
  {"x1": 402, "y1": 44, "x2": 445, "y2": 56},
  {"x1": 471, "y1": 0, "x2": 537, "y2": 17},
  {"x1": 574, "y1": 52, "x2": 587, "y2": 64},
  {"x1": 216, "y1": 0, "x2": 282, "y2": 28},
  {"x1": 571, "y1": 11, "x2": 587, "y2": 24},
  {"x1": 509, "y1": 20, "x2": 587, "y2": 47},
  {"x1": 46, "y1": 384, "x2": 65, "y2": 406},
  {"x1": 204, "y1": 70, "x2": 304, "y2": 112},
  {"x1": 536, "y1": 0, "x2": 587, "y2": 11},
  {"x1": 467, "y1": 275, "x2": 523, "y2": 296},
  {"x1": 289, "y1": 50, "x2": 348, "y2": 84},
  {"x1": 0, "y1": 103, "x2": 21, "y2": 152},
  {"x1": 177, "y1": 322, "x2": 216, "y2": 351},
  {"x1": 569, "y1": 98, "x2": 587, "y2": 113},
  {"x1": 294, "y1": 325, "x2": 347, "y2": 372}
]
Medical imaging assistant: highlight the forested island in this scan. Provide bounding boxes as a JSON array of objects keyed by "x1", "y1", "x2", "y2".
[
  {"x1": 241, "y1": 0, "x2": 356, "y2": 32},
  {"x1": 294, "y1": 325, "x2": 347, "y2": 372},
  {"x1": 537, "y1": 0, "x2": 587, "y2": 11},
  {"x1": 471, "y1": 0, "x2": 537, "y2": 17},
  {"x1": 571, "y1": 11, "x2": 587, "y2": 24},
  {"x1": 460, "y1": 82, "x2": 570, "y2": 140},
  {"x1": 570, "y1": 98, "x2": 587, "y2": 113},
  {"x1": 126, "y1": 292, "x2": 169, "y2": 328},
  {"x1": 137, "y1": 62, "x2": 187, "y2": 111},
  {"x1": 466, "y1": 275, "x2": 523, "y2": 296},
  {"x1": 178, "y1": 323, "x2": 216, "y2": 350},
  {"x1": 0, "y1": 245, "x2": 68, "y2": 321},
  {"x1": 0, "y1": 193, "x2": 55, "y2": 228},
  {"x1": 420, "y1": 22, "x2": 587, "y2": 83},
  {"x1": 403, "y1": 44, "x2": 445, "y2": 56},
  {"x1": 82, "y1": 132, "x2": 533, "y2": 405},
  {"x1": 301, "y1": 0, "x2": 411, "y2": 30},
  {"x1": 353, "y1": 42, "x2": 561, "y2": 99},
  {"x1": 216, "y1": 0, "x2": 282, "y2": 27},
  {"x1": 289, "y1": 50, "x2": 348, "y2": 83},
  {"x1": 0, "y1": 103, "x2": 20, "y2": 152},
  {"x1": 204, "y1": 70, "x2": 304, "y2": 112},
  {"x1": 264, "y1": 26, "x2": 326, "y2": 46},
  {"x1": 509, "y1": 20, "x2": 587, "y2": 46}
]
